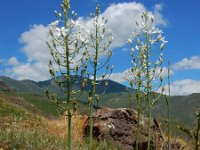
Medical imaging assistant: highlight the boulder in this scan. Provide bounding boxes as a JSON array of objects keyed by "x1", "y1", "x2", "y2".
[{"x1": 84, "y1": 107, "x2": 165, "y2": 150}]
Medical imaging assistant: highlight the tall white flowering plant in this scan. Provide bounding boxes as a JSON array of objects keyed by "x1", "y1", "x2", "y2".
[
  {"x1": 46, "y1": 0, "x2": 88, "y2": 149},
  {"x1": 126, "y1": 12, "x2": 167, "y2": 150},
  {"x1": 83, "y1": 6, "x2": 114, "y2": 150}
]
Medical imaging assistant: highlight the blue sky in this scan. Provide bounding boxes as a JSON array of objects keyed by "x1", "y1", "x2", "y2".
[{"x1": 0, "y1": 0, "x2": 200, "y2": 95}]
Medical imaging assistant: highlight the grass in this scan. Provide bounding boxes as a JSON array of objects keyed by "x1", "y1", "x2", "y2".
[
  {"x1": 0, "y1": 94, "x2": 119, "y2": 149},
  {"x1": 0, "y1": 96, "x2": 66, "y2": 149}
]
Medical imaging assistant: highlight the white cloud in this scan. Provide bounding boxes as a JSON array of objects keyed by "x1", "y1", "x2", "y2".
[
  {"x1": 19, "y1": 24, "x2": 50, "y2": 62},
  {"x1": 5, "y1": 62, "x2": 50, "y2": 81},
  {"x1": 4, "y1": 24, "x2": 51, "y2": 81},
  {"x1": 153, "y1": 3, "x2": 167, "y2": 26},
  {"x1": 168, "y1": 79, "x2": 200, "y2": 96},
  {"x1": 8, "y1": 57, "x2": 21, "y2": 66},
  {"x1": 102, "y1": 2, "x2": 167, "y2": 48},
  {"x1": 109, "y1": 70, "x2": 129, "y2": 83},
  {"x1": 79, "y1": 2, "x2": 167, "y2": 48},
  {"x1": 97, "y1": 69, "x2": 129, "y2": 83},
  {"x1": 172, "y1": 56, "x2": 200, "y2": 70}
]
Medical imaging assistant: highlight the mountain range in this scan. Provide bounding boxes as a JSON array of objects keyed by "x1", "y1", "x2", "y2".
[{"x1": 0, "y1": 75, "x2": 199, "y2": 129}]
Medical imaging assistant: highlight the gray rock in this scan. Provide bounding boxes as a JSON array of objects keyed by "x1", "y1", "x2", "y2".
[{"x1": 84, "y1": 107, "x2": 165, "y2": 150}]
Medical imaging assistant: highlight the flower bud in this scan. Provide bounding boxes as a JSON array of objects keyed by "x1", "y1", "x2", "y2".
[
  {"x1": 162, "y1": 86, "x2": 165, "y2": 92},
  {"x1": 101, "y1": 73, "x2": 106, "y2": 78},
  {"x1": 82, "y1": 78, "x2": 87, "y2": 88},
  {"x1": 160, "y1": 76, "x2": 163, "y2": 82},
  {"x1": 105, "y1": 81, "x2": 108, "y2": 87},
  {"x1": 108, "y1": 50, "x2": 112, "y2": 57}
]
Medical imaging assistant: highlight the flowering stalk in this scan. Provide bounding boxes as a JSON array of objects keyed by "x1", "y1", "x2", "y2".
[
  {"x1": 127, "y1": 12, "x2": 167, "y2": 150},
  {"x1": 165, "y1": 59, "x2": 171, "y2": 149},
  {"x1": 46, "y1": 0, "x2": 88, "y2": 149},
  {"x1": 83, "y1": 6, "x2": 114, "y2": 150}
]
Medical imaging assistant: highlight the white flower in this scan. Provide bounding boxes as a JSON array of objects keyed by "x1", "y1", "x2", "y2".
[
  {"x1": 54, "y1": 10, "x2": 58, "y2": 15},
  {"x1": 160, "y1": 43, "x2": 165, "y2": 50},
  {"x1": 68, "y1": 20, "x2": 74, "y2": 27},
  {"x1": 127, "y1": 38, "x2": 132, "y2": 44},
  {"x1": 58, "y1": 13, "x2": 62, "y2": 18},
  {"x1": 50, "y1": 20, "x2": 59, "y2": 27},
  {"x1": 150, "y1": 39, "x2": 155, "y2": 45},
  {"x1": 131, "y1": 48, "x2": 134, "y2": 53},
  {"x1": 54, "y1": 27, "x2": 69, "y2": 38},
  {"x1": 135, "y1": 45, "x2": 139, "y2": 51},
  {"x1": 156, "y1": 34, "x2": 162, "y2": 42},
  {"x1": 155, "y1": 61, "x2": 159, "y2": 66},
  {"x1": 72, "y1": 10, "x2": 75, "y2": 15}
]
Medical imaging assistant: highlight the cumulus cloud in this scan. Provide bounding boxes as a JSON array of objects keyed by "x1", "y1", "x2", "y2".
[
  {"x1": 153, "y1": 3, "x2": 167, "y2": 26},
  {"x1": 97, "y1": 69, "x2": 129, "y2": 83},
  {"x1": 84, "y1": 2, "x2": 167, "y2": 48},
  {"x1": 19, "y1": 24, "x2": 50, "y2": 62},
  {"x1": 108, "y1": 70, "x2": 129, "y2": 83},
  {"x1": 8, "y1": 57, "x2": 21, "y2": 66},
  {"x1": 166, "y1": 79, "x2": 200, "y2": 96},
  {"x1": 172, "y1": 56, "x2": 200, "y2": 70},
  {"x1": 5, "y1": 62, "x2": 50, "y2": 81},
  {"x1": 4, "y1": 24, "x2": 51, "y2": 81}
]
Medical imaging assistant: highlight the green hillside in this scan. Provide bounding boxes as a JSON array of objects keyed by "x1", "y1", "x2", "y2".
[{"x1": 0, "y1": 76, "x2": 199, "y2": 129}]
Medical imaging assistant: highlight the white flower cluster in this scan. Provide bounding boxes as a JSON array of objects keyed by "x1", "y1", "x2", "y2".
[{"x1": 126, "y1": 12, "x2": 167, "y2": 92}]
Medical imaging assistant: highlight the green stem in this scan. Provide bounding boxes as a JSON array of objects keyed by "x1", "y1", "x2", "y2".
[
  {"x1": 67, "y1": 109, "x2": 72, "y2": 150},
  {"x1": 64, "y1": 1, "x2": 72, "y2": 149},
  {"x1": 89, "y1": 103, "x2": 93, "y2": 150},
  {"x1": 167, "y1": 59, "x2": 171, "y2": 149},
  {"x1": 136, "y1": 88, "x2": 141, "y2": 150},
  {"x1": 66, "y1": 35, "x2": 72, "y2": 150},
  {"x1": 147, "y1": 96, "x2": 151, "y2": 150},
  {"x1": 146, "y1": 32, "x2": 151, "y2": 150},
  {"x1": 89, "y1": 12, "x2": 99, "y2": 150}
]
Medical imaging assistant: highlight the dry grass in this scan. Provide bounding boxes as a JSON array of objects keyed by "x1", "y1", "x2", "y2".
[
  {"x1": 162, "y1": 134, "x2": 192, "y2": 150},
  {"x1": 44, "y1": 114, "x2": 87, "y2": 142}
]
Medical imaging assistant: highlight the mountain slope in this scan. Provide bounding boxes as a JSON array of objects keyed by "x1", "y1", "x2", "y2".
[{"x1": 0, "y1": 76, "x2": 128, "y2": 98}]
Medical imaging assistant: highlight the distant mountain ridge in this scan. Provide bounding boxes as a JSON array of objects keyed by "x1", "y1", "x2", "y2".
[{"x1": 0, "y1": 76, "x2": 128, "y2": 97}]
